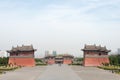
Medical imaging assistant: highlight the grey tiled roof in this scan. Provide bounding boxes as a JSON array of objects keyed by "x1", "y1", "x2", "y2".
[
  {"x1": 8, "y1": 45, "x2": 36, "y2": 52},
  {"x1": 45, "y1": 54, "x2": 74, "y2": 58},
  {"x1": 82, "y1": 44, "x2": 111, "y2": 52}
]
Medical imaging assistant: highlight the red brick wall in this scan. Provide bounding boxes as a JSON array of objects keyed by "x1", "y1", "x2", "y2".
[
  {"x1": 84, "y1": 57, "x2": 109, "y2": 66},
  {"x1": 63, "y1": 60, "x2": 72, "y2": 64},
  {"x1": 47, "y1": 59, "x2": 55, "y2": 64},
  {"x1": 9, "y1": 57, "x2": 35, "y2": 67},
  {"x1": 47, "y1": 59, "x2": 73, "y2": 64}
]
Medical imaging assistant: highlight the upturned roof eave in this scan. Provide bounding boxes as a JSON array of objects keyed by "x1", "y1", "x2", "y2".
[
  {"x1": 7, "y1": 49, "x2": 36, "y2": 53},
  {"x1": 82, "y1": 49, "x2": 99, "y2": 51}
]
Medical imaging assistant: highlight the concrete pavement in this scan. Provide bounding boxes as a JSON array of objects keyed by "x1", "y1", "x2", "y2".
[
  {"x1": 37, "y1": 64, "x2": 82, "y2": 80},
  {"x1": 71, "y1": 66, "x2": 120, "y2": 80},
  {"x1": 0, "y1": 65, "x2": 120, "y2": 80},
  {"x1": 0, "y1": 66, "x2": 46, "y2": 80},
  {"x1": 0, "y1": 65, "x2": 82, "y2": 80}
]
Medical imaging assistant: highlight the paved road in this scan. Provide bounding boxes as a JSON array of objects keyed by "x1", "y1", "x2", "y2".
[
  {"x1": 71, "y1": 66, "x2": 120, "y2": 80},
  {"x1": 0, "y1": 65, "x2": 81, "y2": 80},
  {"x1": 37, "y1": 64, "x2": 81, "y2": 80},
  {"x1": 0, "y1": 66, "x2": 46, "y2": 80},
  {"x1": 0, "y1": 65, "x2": 120, "y2": 80}
]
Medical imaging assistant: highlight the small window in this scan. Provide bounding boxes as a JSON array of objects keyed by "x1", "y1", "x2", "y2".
[
  {"x1": 87, "y1": 52, "x2": 89, "y2": 54},
  {"x1": 16, "y1": 53, "x2": 18, "y2": 56},
  {"x1": 99, "y1": 53, "x2": 101, "y2": 56}
]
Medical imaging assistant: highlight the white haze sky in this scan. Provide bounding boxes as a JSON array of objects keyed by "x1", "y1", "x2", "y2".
[{"x1": 0, "y1": 0, "x2": 120, "y2": 57}]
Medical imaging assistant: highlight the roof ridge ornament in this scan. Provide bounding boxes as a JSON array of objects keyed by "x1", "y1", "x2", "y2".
[
  {"x1": 12, "y1": 46, "x2": 14, "y2": 49},
  {"x1": 85, "y1": 44, "x2": 86, "y2": 48}
]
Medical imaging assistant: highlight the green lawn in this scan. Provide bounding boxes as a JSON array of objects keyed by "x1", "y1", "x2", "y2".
[
  {"x1": 98, "y1": 66, "x2": 120, "y2": 74},
  {"x1": 0, "y1": 66, "x2": 20, "y2": 74}
]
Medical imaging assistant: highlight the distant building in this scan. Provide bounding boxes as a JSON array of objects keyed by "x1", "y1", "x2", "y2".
[
  {"x1": 118, "y1": 48, "x2": 120, "y2": 54},
  {"x1": 45, "y1": 50, "x2": 57, "y2": 57},
  {"x1": 52, "y1": 51, "x2": 57, "y2": 56},
  {"x1": 45, "y1": 55, "x2": 55, "y2": 64},
  {"x1": 7, "y1": 45, "x2": 36, "y2": 67},
  {"x1": 45, "y1": 50, "x2": 49, "y2": 57},
  {"x1": 0, "y1": 51, "x2": 9, "y2": 57},
  {"x1": 44, "y1": 54, "x2": 74, "y2": 65},
  {"x1": 82, "y1": 44, "x2": 110, "y2": 66}
]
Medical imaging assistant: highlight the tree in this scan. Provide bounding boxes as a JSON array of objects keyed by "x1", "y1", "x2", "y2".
[
  {"x1": 0, "y1": 57, "x2": 9, "y2": 66},
  {"x1": 109, "y1": 54, "x2": 120, "y2": 66}
]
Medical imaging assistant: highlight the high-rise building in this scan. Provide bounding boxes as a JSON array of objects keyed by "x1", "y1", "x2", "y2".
[
  {"x1": 45, "y1": 51, "x2": 49, "y2": 57},
  {"x1": 118, "y1": 48, "x2": 120, "y2": 54},
  {"x1": 45, "y1": 50, "x2": 57, "y2": 57},
  {"x1": 52, "y1": 51, "x2": 57, "y2": 56}
]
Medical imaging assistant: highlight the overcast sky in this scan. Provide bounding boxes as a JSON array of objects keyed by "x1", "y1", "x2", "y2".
[{"x1": 0, "y1": 0, "x2": 120, "y2": 57}]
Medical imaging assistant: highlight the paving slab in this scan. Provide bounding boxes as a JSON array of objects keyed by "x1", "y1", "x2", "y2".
[
  {"x1": 37, "y1": 64, "x2": 82, "y2": 80},
  {"x1": 0, "y1": 66, "x2": 46, "y2": 80},
  {"x1": 71, "y1": 66, "x2": 120, "y2": 80},
  {"x1": 1, "y1": 65, "x2": 119, "y2": 80}
]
